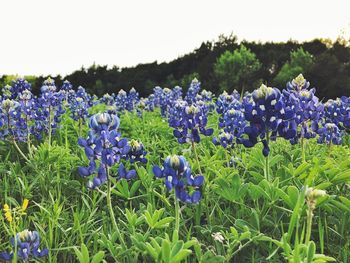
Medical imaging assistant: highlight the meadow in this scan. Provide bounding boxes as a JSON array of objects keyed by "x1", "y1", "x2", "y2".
[{"x1": 0, "y1": 75, "x2": 350, "y2": 262}]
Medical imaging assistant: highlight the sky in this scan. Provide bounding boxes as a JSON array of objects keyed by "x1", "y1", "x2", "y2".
[{"x1": 0, "y1": 0, "x2": 350, "y2": 76}]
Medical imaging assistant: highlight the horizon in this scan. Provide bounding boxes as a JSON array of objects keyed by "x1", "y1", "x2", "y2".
[{"x1": 1, "y1": 0, "x2": 350, "y2": 76}]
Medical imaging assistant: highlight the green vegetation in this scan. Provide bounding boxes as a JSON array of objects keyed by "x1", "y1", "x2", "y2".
[{"x1": 1, "y1": 109, "x2": 349, "y2": 262}]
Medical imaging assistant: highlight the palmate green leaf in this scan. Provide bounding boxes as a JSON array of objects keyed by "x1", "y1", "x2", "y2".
[
  {"x1": 248, "y1": 183, "x2": 270, "y2": 201},
  {"x1": 277, "y1": 188, "x2": 293, "y2": 208},
  {"x1": 328, "y1": 199, "x2": 350, "y2": 212},
  {"x1": 293, "y1": 162, "x2": 311, "y2": 177},
  {"x1": 214, "y1": 175, "x2": 247, "y2": 202},
  {"x1": 153, "y1": 217, "x2": 174, "y2": 229},
  {"x1": 129, "y1": 180, "x2": 141, "y2": 197},
  {"x1": 269, "y1": 154, "x2": 284, "y2": 167},
  {"x1": 339, "y1": 196, "x2": 350, "y2": 209},
  {"x1": 330, "y1": 169, "x2": 350, "y2": 184}
]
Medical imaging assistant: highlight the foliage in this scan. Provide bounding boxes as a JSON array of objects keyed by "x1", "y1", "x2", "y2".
[
  {"x1": 273, "y1": 48, "x2": 314, "y2": 86},
  {"x1": 214, "y1": 45, "x2": 262, "y2": 94},
  {"x1": 1, "y1": 76, "x2": 350, "y2": 262}
]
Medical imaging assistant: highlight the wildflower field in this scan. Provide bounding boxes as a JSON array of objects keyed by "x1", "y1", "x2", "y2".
[{"x1": 1, "y1": 75, "x2": 350, "y2": 262}]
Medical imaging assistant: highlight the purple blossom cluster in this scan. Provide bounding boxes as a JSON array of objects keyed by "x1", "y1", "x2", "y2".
[
  {"x1": 78, "y1": 113, "x2": 146, "y2": 189},
  {"x1": 0, "y1": 230, "x2": 48, "y2": 261},
  {"x1": 153, "y1": 155, "x2": 204, "y2": 204}
]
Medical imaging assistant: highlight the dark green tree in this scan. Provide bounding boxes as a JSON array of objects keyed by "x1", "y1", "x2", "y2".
[
  {"x1": 273, "y1": 48, "x2": 314, "y2": 86},
  {"x1": 214, "y1": 45, "x2": 261, "y2": 95}
]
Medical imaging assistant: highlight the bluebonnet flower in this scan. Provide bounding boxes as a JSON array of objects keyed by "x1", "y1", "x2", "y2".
[
  {"x1": 69, "y1": 97, "x2": 90, "y2": 122},
  {"x1": 168, "y1": 99, "x2": 187, "y2": 127},
  {"x1": 241, "y1": 84, "x2": 290, "y2": 156},
  {"x1": 32, "y1": 78, "x2": 65, "y2": 140},
  {"x1": 215, "y1": 91, "x2": 240, "y2": 114},
  {"x1": 144, "y1": 95, "x2": 155, "y2": 112},
  {"x1": 59, "y1": 80, "x2": 74, "y2": 102},
  {"x1": 126, "y1": 139, "x2": 148, "y2": 164},
  {"x1": 212, "y1": 132, "x2": 234, "y2": 149},
  {"x1": 9, "y1": 78, "x2": 32, "y2": 99},
  {"x1": 14, "y1": 89, "x2": 36, "y2": 141},
  {"x1": 169, "y1": 102, "x2": 214, "y2": 144},
  {"x1": 185, "y1": 78, "x2": 201, "y2": 104},
  {"x1": 0, "y1": 80, "x2": 33, "y2": 140},
  {"x1": 78, "y1": 113, "x2": 136, "y2": 189},
  {"x1": 317, "y1": 123, "x2": 343, "y2": 145},
  {"x1": 101, "y1": 93, "x2": 115, "y2": 106},
  {"x1": 126, "y1": 87, "x2": 140, "y2": 111},
  {"x1": 0, "y1": 99, "x2": 21, "y2": 139},
  {"x1": 213, "y1": 107, "x2": 246, "y2": 149},
  {"x1": 323, "y1": 98, "x2": 350, "y2": 131},
  {"x1": 159, "y1": 88, "x2": 174, "y2": 117},
  {"x1": 172, "y1": 86, "x2": 183, "y2": 100},
  {"x1": 60, "y1": 80, "x2": 73, "y2": 92},
  {"x1": 115, "y1": 90, "x2": 128, "y2": 111},
  {"x1": 152, "y1": 155, "x2": 204, "y2": 204},
  {"x1": 152, "y1": 86, "x2": 164, "y2": 107},
  {"x1": 69, "y1": 87, "x2": 92, "y2": 123},
  {"x1": 196, "y1": 89, "x2": 215, "y2": 111},
  {"x1": 229, "y1": 156, "x2": 243, "y2": 168},
  {"x1": 0, "y1": 230, "x2": 48, "y2": 261},
  {"x1": 280, "y1": 74, "x2": 323, "y2": 144},
  {"x1": 0, "y1": 80, "x2": 36, "y2": 142},
  {"x1": 1, "y1": 84, "x2": 12, "y2": 99}
]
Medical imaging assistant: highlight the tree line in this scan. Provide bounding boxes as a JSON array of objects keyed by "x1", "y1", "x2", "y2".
[{"x1": 1, "y1": 34, "x2": 350, "y2": 99}]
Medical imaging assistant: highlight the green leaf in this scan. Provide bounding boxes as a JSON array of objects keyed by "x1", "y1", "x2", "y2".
[
  {"x1": 145, "y1": 242, "x2": 158, "y2": 260},
  {"x1": 81, "y1": 244, "x2": 90, "y2": 263},
  {"x1": 73, "y1": 247, "x2": 84, "y2": 263},
  {"x1": 307, "y1": 241, "x2": 316, "y2": 263},
  {"x1": 171, "y1": 249, "x2": 192, "y2": 263},
  {"x1": 130, "y1": 180, "x2": 141, "y2": 197},
  {"x1": 154, "y1": 217, "x2": 174, "y2": 229},
  {"x1": 91, "y1": 251, "x2": 105, "y2": 263},
  {"x1": 287, "y1": 186, "x2": 299, "y2": 208},
  {"x1": 339, "y1": 196, "x2": 350, "y2": 209},
  {"x1": 161, "y1": 239, "x2": 171, "y2": 263},
  {"x1": 331, "y1": 169, "x2": 350, "y2": 184}
]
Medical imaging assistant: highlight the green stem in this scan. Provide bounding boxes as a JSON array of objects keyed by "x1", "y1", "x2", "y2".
[
  {"x1": 65, "y1": 119, "x2": 68, "y2": 150},
  {"x1": 327, "y1": 142, "x2": 332, "y2": 158},
  {"x1": 175, "y1": 197, "x2": 180, "y2": 234},
  {"x1": 225, "y1": 149, "x2": 230, "y2": 167},
  {"x1": 191, "y1": 141, "x2": 203, "y2": 174},
  {"x1": 26, "y1": 115, "x2": 33, "y2": 158},
  {"x1": 264, "y1": 132, "x2": 270, "y2": 181},
  {"x1": 305, "y1": 206, "x2": 313, "y2": 246},
  {"x1": 13, "y1": 139, "x2": 29, "y2": 163},
  {"x1": 48, "y1": 106, "x2": 52, "y2": 150},
  {"x1": 106, "y1": 169, "x2": 126, "y2": 248},
  {"x1": 191, "y1": 141, "x2": 208, "y2": 226},
  {"x1": 78, "y1": 118, "x2": 82, "y2": 138},
  {"x1": 301, "y1": 136, "x2": 305, "y2": 163}
]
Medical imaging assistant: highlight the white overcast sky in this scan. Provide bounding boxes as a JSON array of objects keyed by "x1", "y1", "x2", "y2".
[{"x1": 0, "y1": 0, "x2": 350, "y2": 76}]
